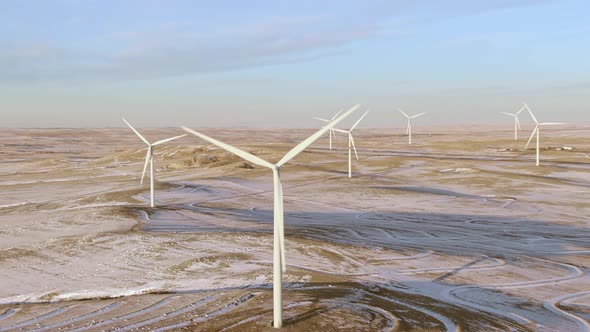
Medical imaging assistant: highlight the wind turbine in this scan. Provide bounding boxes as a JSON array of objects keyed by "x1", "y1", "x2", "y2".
[
  {"x1": 397, "y1": 108, "x2": 426, "y2": 145},
  {"x1": 182, "y1": 104, "x2": 359, "y2": 328},
  {"x1": 500, "y1": 104, "x2": 526, "y2": 140},
  {"x1": 333, "y1": 110, "x2": 370, "y2": 178},
  {"x1": 122, "y1": 118, "x2": 186, "y2": 207},
  {"x1": 523, "y1": 104, "x2": 566, "y2": 166},
  {"x1": 312, "y1": 109, "x2": 342, "y2": 150}
]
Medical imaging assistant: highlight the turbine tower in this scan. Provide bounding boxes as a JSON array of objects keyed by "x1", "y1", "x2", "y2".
[
  {"x1": 333, "y1": 110, "x2": 369, "y2": 178},
  {"x1": 182, "y1": 104, "x2": 359, "y2": 328},
  {"x1": 313, "y1": 109, "x2": 342, "y2": 150},
  {"x1": 500, "y1": 104, "x2": 526, "y2": 140},
  {"x1": 523, "y1": 104, "x2": 565, "y2": 166},
  {"x1": 397, "y1": 108, "x2": 426, "y2": 145},
  {"x1": 123, "y1": 118, "x2": 186, "y2": 207}
]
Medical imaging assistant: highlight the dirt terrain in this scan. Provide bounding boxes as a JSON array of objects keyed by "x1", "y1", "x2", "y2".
[{"x1": 0, "y1": 124, "x2": 589, "y2": 331}]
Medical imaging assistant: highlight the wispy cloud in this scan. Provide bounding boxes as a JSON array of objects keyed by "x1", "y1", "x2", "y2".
[
  {"x1": 0, "y1": 0, "x2": 556, "y2": 84},
  {"x1": 0, "y1": 15, "x2": 378, "y2": 83}
]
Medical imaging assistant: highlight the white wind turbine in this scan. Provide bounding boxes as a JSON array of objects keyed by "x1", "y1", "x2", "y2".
[
  {"x1": 500, "y1": 104, "x2": 526, "y2": 140},
  {"x1": 312, "y1": 109, "x2": 342, "y2": 150},
  {"x1": 123, "y1": 118, "x2": 186, "y2": 208},
  {"x1": 333, "y1": 110, "x2": 370, "y2": 178},
  {"x1": 182, "y1": 104, "x2": 359, "y2": 328},
  {"x1": 523, "y1": 104, "x2": 566, "y2": 166},
  {"x1": 397, "y1": 108, "x2": 426, "y2": 145}
]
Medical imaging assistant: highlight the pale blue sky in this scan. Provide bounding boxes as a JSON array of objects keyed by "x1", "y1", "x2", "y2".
[{"x1": 1, "y1": 0, "x2": 589, "y2": 127}]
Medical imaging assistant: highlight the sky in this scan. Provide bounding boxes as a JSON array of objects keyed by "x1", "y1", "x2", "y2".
[{"x1": 1, "y1": 0, "x2": 589, "y2": 128}]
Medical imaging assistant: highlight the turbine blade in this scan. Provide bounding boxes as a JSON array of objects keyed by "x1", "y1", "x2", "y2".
[
  {"x1": 181, "y1": 127, "x2": 275, "y2": 169},
  {"x1": 277, "y1": 176, "x2": 286, "y2": 273},
  {"x1": 500, "y1": 112, "x2": 515, "y2": 116},
  {"x1": 539, "y1": 122, "x2": 566, "y2": 126},
  {"x1": 140, "y1": 147, "x2": 151, "y2": 184},
  {"x1": 272, "y1": 170, "x2": 287, "y2": 274},
  {"x1": 350, "y1": 110, "x2": 369, "y2": 131},
  {"x1": 277, "y1": 104, "x2": 359, "y2": 167},
  {"x1": 333, "y1": 128, "x2": 349, "y2": 134},
  {"x1": 516, "y1": 116, "x2": 521, "y2": 130},
  {"x1": 397, "y1": 108, "x2": 410, "y2": 118},
  {"x1": 330, "y1": 109, "x2": 343, "y2": 120},
  {"x1": 411, "y1": 112, "x2": 426, "y2": 119},
  {"x1": 123, "y1": 118, "x2": 150, "y2": 145},
  {"x1": 515, "y1": 105, "x2": 526, "y2": 115},
  {"x1": 524, "y1": 103, "x2": 539, "y2": 124},
  {"x1": 312, "y1": 117, "x2": 330, "y2": 123},
  {"x1": 350, "y1": 135, "x2": 359, "y2": 160},
  {"x1": 525, "y1": 126, "x2": 538, "y2": 149},
  {"x1": 152, "y1": 134, "x2": 187, "y2": 146}
]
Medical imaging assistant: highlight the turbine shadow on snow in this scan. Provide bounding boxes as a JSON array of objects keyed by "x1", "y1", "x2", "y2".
[{"x1": 130, "y1": 204, "x2": 590, "y2": 260}]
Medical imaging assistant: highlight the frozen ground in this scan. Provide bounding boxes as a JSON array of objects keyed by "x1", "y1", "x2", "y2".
[{"x1": 0, "y1": 125, "x2": 589, "y2": 331}]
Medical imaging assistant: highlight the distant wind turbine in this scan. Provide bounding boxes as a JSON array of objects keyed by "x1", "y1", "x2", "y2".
[
  {"x1": 397, "y1": 108, "x2": 426, "y2": 145},
  {"x1": 182, "y1": 104, "x2": 359, "y2": 328},
  {"x1": 313, "y1": 109, "x2": 342, "y2": 150},
  {"x1": 123, "y1": 118, "x2": 186, "y2": 207},
  {"x1": 523, "y1": 104, "x2": 566, "y2": 166},
  {"x1": 500, "y1": 104, "x2": 526, "y2": 140},
  {"x1": 333, "y1": 110, "x2": 370, "y2": 178}
]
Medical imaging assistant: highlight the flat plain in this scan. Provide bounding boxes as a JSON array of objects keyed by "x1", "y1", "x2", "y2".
[{"x1": 0, "y1": 125, "x2": 589, "y2": 331}]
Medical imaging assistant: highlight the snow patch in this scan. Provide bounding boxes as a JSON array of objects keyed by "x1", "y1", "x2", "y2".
[{"x1": 439, "y1": 168, "x2": 475, "y2": 174}]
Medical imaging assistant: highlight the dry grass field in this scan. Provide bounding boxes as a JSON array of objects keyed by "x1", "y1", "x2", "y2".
[{"x1": 0, "y1": 125, "x2": 589, "y2": 331}]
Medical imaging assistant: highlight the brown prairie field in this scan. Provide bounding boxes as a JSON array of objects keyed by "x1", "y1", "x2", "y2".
[{"x1": 0, "y1": 125, "x2": 589, "y2": 331}]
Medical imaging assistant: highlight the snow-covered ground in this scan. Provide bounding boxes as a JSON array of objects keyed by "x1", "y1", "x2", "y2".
[{"x1": 0, "y1": 126, "x2": 589, "y2": 331}]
